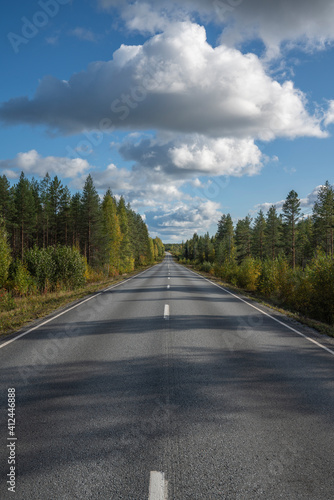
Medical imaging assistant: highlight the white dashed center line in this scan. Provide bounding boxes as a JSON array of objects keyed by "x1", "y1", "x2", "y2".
[
  {"x1": 149, "y1": 471, "x2": 168, "y2": 499},
  {"x1": 164, "y1": 304, "x2": 170, "y2": 320}
]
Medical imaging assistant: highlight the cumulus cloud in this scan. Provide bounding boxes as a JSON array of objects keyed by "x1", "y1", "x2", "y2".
[
  {"x1": 0, "y1": 22, "x2": 325, "y2": 140},
  {"x1": 119, "y1": 133, "x2": 264, "y2": 179},
  {"x1": 0, "y1": 150, "x2": 91, "y2": 179},
  {"x1": 145, "y1": 200, "x2": 222, "y2": 240},
  {"x1": 97, "y1": 0, "x2": 334, "y2": 56}
]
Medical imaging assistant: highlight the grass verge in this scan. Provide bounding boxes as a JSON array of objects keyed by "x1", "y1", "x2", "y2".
[
  {"x1": 0, "y1": 265, "x2": 156, "y2": 339},
  {"x1": 179, "y1": 262, "x2": 334, "y2": 339}
]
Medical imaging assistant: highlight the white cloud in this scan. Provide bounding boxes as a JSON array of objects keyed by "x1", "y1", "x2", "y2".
[
  {"x1": 119, "y1": 133, "x2": 264, "y2": 179},
  {"x1": 0, "y1": 150, "x2": 91, "y2": 179},
  {"x1": 254, "y1": 186, "x2": 323, "y2": 214},
  {"x1": 324, "y1": 100, "x2": 334, "y2": 126},
  {"x1": 69, "y1": 27, "x2": 97, "y2": 42},
  {"x1": 97, "y1": 0, "x2": 334, "y2": 55},
  {"x1": 145, "y1": 199, "x2": 222, "y2": 240},
  {"x1": 0, "y1": 22, "x2": 325, "y2": 140}
]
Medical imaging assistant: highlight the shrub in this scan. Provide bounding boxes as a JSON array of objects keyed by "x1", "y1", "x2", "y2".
[
  {"x1": 275, "y1": 256, "x2": 295, "y2": 307},
  {"x1": 9, "y1": 260, "x2": 36, "y2": 296},
  {"x1": 292, "y1": 268, "x2": 313, "y2": 317},
  {"x1": 0, "y1": 219, "x2": 11, "y2": 288},
  {"x1": 257, "y1": 259, "x2": 278, "y2": 297},
  {"x1": 0, "y1": 288, "x2": 15, "y2": 311},
  {"x1": 25, "y1": 245, "x2": 86, "y2": 291},
  {"x1": 25, "y1": 246, "x2": 56, "y2": 292},
  {"x1": 200, "y1": 261, "x2": 212, "y2": 273},
  {"x1": 307, "y1": 255, "x2": 334, "y2": 324},
  {"x1": 52, "y1": 246, "x2": 87, "y2": 289},
  {"x1": 220, "y1": 260, "x2": 238, "y2": 285},
  {"x1": 236, "y1": 257, "x2": 261, "y2": 291}
]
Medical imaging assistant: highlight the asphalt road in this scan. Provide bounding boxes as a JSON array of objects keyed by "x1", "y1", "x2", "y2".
[{"x1": 1, "y1": 254, "x2": 334, "y2": 499}]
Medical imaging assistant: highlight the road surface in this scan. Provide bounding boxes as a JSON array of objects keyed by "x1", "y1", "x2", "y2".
[{"x1": 1, "y1": 254, "x2": 334, "y2": 499}]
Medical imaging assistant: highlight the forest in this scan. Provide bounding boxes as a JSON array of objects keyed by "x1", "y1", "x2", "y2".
[
  {"x1": 0, "y1": 172, "x2": 164, "y2": 298},
  {"x1": 175, "y1": 182, "x2": 334, "y2": 325}
]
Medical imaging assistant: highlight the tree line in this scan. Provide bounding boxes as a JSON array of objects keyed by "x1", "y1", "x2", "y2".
[
  {"x1": 176, "y1": 182, "x2": 334, "y2": 325},
  {"x1": 0, "y1": 172, "x2": 164, "y2": 294}
]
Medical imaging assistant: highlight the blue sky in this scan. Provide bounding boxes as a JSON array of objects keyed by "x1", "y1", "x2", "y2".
[{"x1": 1, "y1": 0, "x2": 334, "y2": 242}]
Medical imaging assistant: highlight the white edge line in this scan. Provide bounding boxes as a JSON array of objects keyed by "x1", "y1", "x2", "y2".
[
  {"x1": 164, "y1": 304, "x2": 170, "y2": 320},
  {"x1": 0, "y1": 264, "x2": 159, "y2": 350},
  {"x1": 184, "y1": 266, "x2": 334, "y2": 357},
  {"x1": 149, "y1": 471, "x2": 167, "y2": 500}
]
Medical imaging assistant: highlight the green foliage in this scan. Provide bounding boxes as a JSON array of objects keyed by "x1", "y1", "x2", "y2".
[
  {"x1": 257, "y1": 259, "x2": 278, "y2": 297},
  {"x1": 180, "y1": 182, "x2": 334, "y2": 326},
  {"x1": 102, "y1": 191, "x2": 121, "y2": 276},
  {"x1": 51, "y1": 246, "x2": 87, "y2": 289},
  {"x1": 306, "y1": 254, "x2": 334, "y2": 324},
  {"x1": 236, "y1": 257, "x2": 261, "y2": 291},
  {"x1": 199, "y1": 261, "x2": 213, "y2": 273},
  {"x1": 25, "y1": 246, "x2": 56, "y2": 292},
  {"x1": 313, "y1": 181, "x2": 334, "y2": 256},
  {"x1": 117, "y1": 197, "x2": 135, "y2": 273},
  {"x1": 235, "y1": 216, "x2": 252, "y2": 263},
  {"x1": 0, "y1": 289, "x2": 15, "y2": 312},
  {"x1": 0, "y1": 218, "x2": 12, "y2": 288},
  {"x1": 25, "y1": 246, "x2": 86, "y2": 291},
  {"x1": 9, "y1": 260, "x2": 36, "y2": 296}
]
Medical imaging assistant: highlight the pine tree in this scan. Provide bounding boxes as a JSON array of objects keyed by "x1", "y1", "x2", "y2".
[
  {"x1": 40, "y1": 173, "x2": 51, "y2": 247},
  {"x1": 0, "y1": 175, "x2": 11, "y2": 221},
  {"x1": 0, "y1": 217, "x2": 12, "y2": 288},
  {"x1": 282, "y1": 190, "x2": 302, "y2": 268},
  {"x1": 0, "y1": 175, "x2": 15, "y2": 243},
  {"x1": 69, "y1": 192, "x2": 82, "y2": 248},
  {"x1": 296, "y1": 216, "x2": 314, "y2": 267},
  {"x1": 313, "y1": 181, "x2": 334, "y2": 256},
  {"x1": 30, "y1": 177, "x2": 42, "y2": 247},
  {"x1": 252, "y1": 210, "x2": 266, "y2": 259},
  {"x1": 13, "y1": 172, "x2": 36, "y2": 260},
  {"x1": 48, "y1": 176, "x2": 64, "y2": 245},
  {"x1": 59, "y1": 186, "x2": 71, "y2": 246}
]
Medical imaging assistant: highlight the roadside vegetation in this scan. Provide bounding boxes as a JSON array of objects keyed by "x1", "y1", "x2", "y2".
[
  {"x1": 0, "y1": 172, "x2": 164, "y2": 335},
  {"x1": 170, "y1": 182, "x2": 334, "y2": 330}
]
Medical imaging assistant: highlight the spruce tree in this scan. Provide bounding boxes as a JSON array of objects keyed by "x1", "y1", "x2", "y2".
[
  {"x1": 81, "y1": 174, "x2": 103, "y2": 267},
  {"x1": 215, "y1": 214, "x2": 235, "y2": 263},
  {"x1": 102, "y1": 190, "x2": 121, "y2": 275},
  {"x1": 265, "y1": 206, "x2": 283, "y2": 261},
  {"x1": 117, "y1": 196, "x2": 134, "y2": 272},
  {"x1": 252, "y1": 210, "x2": 266, "y2": 260},
  {"x1": 235, "y1": 215, "x2": 252, "y2": 262}
]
